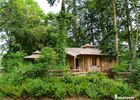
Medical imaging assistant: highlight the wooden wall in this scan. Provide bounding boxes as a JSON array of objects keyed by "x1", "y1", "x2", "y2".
[
  {"x1": 67, "y1": 55, "x2": 74, "y2": 69},
  {"x1": 67, "y1": 55, "x2": 116, "y2": 72},
  {"x1": 100, "y1": 57, "x2": 116, "y2": 71}
]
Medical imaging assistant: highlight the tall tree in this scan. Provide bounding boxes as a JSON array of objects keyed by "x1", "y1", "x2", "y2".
[
  {"x1": 47, "y1": 0, "x2": 67, "y2": 65},
  {"x1": 124, "y1": 0, "x2": 139, "y2": 70},
  {"x1": 130, "y1": 0, "x2": 139, "y2": 70},
  {"x1": 112, "y1": 0, "x2": 119, "y2": 63},
  {"x1": 0, "y1": 0, "x2": 46, "y2": 54},
  {"x1": 65, "y1": 0, "x2": 79, "y2": 47}
]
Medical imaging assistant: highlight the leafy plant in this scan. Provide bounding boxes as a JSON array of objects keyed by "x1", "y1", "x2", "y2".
[
  {"x1": 37, "y1": 47, "x2": 57, "y2": 67},
  {"x1": 66, "y1": 83, "x2": 75, "y2": 96},
  {"x1": 1, "y1": 51, "x2": 25, "y2": 72},
  {"x1": 0, "y1": 71, "x2": 134, "y2": 99},
  {"x1": 111, "y1": 63, "x2": 128, "y2": 73},
  {"x1": 22, "y1": 78, "x2": 46, "y2": 97}
]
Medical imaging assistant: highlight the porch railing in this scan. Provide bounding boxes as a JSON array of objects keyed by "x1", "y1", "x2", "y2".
[{"x1": 47, "y1": 69, "x2": 83, "y2": 77}]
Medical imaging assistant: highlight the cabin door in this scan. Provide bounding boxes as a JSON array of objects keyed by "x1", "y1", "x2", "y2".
[{"x1": 76, "y1": 58, "x2": 79, "y2": 68}]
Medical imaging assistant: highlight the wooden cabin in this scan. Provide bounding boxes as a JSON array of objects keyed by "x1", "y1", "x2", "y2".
[
  {"x1": 66, "y1": 44, "x2": 116, "y2": 72},
  {"x1": 24, "y1": 44, "x2": 116, "y2": 72}
]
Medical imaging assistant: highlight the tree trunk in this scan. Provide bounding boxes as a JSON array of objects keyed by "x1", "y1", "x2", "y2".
[
  {"x1": 130, "y1": 1, "x2": 139, "y2": 70},
  {"x1": 72, "y1": 0, "x2": 78, "y2": 47},
  {"x1": 125, "y1": 0, "x2": 132, "y2": 51},
  {"x1": 125, "y1": 0, "x2": 138, "y2": 70},
  {"x1": 112, "y1": 0, "x2": 119, "y2": 64}
]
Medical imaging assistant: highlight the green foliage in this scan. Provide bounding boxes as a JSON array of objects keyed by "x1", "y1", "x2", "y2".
[
  {"x1": 129, "y1": 59, "x2": 140, "y2": 86},
  {"x1": 22, "y1": 78, "x2": 47, "y2": 97},
  {"x1": 111, "y1": 64, "x2": 128, "y2": 73},
  {"x1": 66, "y1": 83, "x2": 75, "y2": 96},
  {"x1": 111, "y1": 47, "x2": 131, "y2": 73},
  {"x1": 53, "y1": 82, "x2": 66, "y2": 98},
  {"x1": 0, "y1": 0, "x2": 139, "y2": 99},
  {"x1": 1, "y1": 51, "x2": 25, "y2": 72},
  {"x1": 1, "y1": 84, "x2": 23, "y2": 97},
  {"x1": 85, "y1": 83, "x2": 98, "y2": 99},
  {"x1": 47, "y1": 0, "x2": 68, "y2": 66},
  {"x1": 99, "y1": 33, "x2": 115, "y2": 55},
  {"x1": 0, "y1": 72, "x2": 133, "y2": 99},
  {"x1": 55, "y1": 11, "x2": 67, "y2": 66},
  {"x1": 38, "y1": 47, "x2": 57, "y2": 67},
  {"x1": 0, "y1": 0, "x2": 46, "y2": 54}
]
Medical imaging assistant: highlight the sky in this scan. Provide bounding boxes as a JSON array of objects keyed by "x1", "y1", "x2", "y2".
[{"x1": 34, "y1": 0, "x2": 61, "y2": 14}]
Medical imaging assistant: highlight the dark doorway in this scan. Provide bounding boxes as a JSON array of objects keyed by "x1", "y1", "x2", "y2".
[{"x1": 76, "y1": 58, "x2": 79, "y2": 68}]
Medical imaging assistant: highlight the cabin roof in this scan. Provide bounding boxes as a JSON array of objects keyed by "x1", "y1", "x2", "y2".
[
  {"x1": 24, "y1": 44, "x2": 105, "y2": 59},
  {"x1": 66, "y1": 44, "x2": 103, "y2": 57},
  {"x1": 24, "y1": 50, "x2": 41, "y2": 59},
  {"x1": 33, "y1": 50, "x2": 41, "y2": 54},
  {"x1": 23, "y1": 54, "x2": 40, "y2": 59},
  {"x1": 81, "y1": 43, "x2": 95, "y2": 48},
  {"x1": 66, "y1": 48, "x2": 102, "y2": 57}
]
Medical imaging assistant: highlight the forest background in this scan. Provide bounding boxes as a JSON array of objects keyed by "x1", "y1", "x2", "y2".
[{"x1": 0, "y1": 0, "x2": 140, "y2": 99}]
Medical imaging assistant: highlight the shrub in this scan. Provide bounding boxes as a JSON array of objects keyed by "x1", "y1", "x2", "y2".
[
  {"x1": 66, "y1": 83, "x2": 75, "y2": 96},
  {"x1": 0, "y1": 84, "x2": 23, "y2": 97},
  {"x1": 63, "y1": 74, "x2": 81, "y2": 84},
  {"x1": 46, "y1": 77, "x2": 61, "y2": 83},
  {"x1": 114, "y1": 81, "x2": 133, "y2": 96},
  {"x1": 79, "y1": 82, "x2": 89, "y2": 95},
  {"x1": 85, "y1": 83, "x2": 98, "y2": 99},
  {"x1": 53, "y1": 82, "x2": 66, "y2": 98},
  {"x1": 37, "y1": 47, "x2": 57, "y2": 68},
  {"x1": 111, "y1": 65, "x2": 128, "y2": 73},
  {"x1": 98, "y1": 79, "x2": 115, "y2": 98},
  {"x1": 22, "y1": 78, "x2": 47, "y2": 97},
  {"x1": 1, "y1": 51, "x2": 25, "y2": 72},
  {"x1": 129, "y1": 59, "x2": 140, "y2": 85},
  {"x1": 0, "y1": 71, "x2": 134, "y2": 99},
  {"x1": 86, "y1": 72, "x2": 106, "y2": 83}
]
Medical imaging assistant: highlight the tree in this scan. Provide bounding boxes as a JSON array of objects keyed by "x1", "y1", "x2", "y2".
[
  {"x1": 80, "y1": 0, "x2": 116, "y2": 54},
  {"x1": 124, "y1": 0, "x2": 139, "y2": 70},
  {"x1": 47, "y1": 0, "x2": 67, "y2": 65},
  {"x1": 112, "y1": 0, "x2": 119, "y2": 63},
  {"x1": 65, "y1": 0, "x2": 79, "y2": 47},
  {"x1": 0, "y1": 0, "x2": 46, "y2": 54}
]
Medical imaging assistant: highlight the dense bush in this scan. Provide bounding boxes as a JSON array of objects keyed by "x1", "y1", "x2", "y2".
[
  {"x1": 111, "y1": 62, "x2": 128, "y2": 73},
  {"x1": 1, "y1": 51, "x2": 25, "y2": 72},
  {"x1": 0, "y1": 50, "x2": 134, "y2": 99},
  {"x1": 128, "y1": 59, "x2": 140, "y2": 98},
  {"x1": 37, "y1": 47, "x2": 57, "y2": 68},
  {"x1": 0, "y1": 72, "x2": 133, "y2": 99}
]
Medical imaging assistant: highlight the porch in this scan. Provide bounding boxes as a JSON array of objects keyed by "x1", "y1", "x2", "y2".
[{"x1": 67, "y1": 55, "x2": 102, "y2": 72}]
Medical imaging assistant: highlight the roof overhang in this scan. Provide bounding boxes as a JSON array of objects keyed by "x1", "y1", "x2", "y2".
[{"x1": 23, "y1": 54, "x2": 40, "y2": 59}]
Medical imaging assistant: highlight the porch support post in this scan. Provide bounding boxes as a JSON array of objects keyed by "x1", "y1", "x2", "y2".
[
  {"x1": 82, "y1": 57, "x2": 84, "y2": 71},
  {"x1": 73, "y1": 56, "x2": 76, "y2": 69},
  {"x1": 100, "y1": 58, "x2": 102, "y2": 71}
]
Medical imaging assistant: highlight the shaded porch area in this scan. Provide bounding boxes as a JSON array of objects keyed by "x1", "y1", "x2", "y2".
[
  {"x1": 67, "y1": 54, "x2": 116, "y2": 72},
  {"x1": 67, "y1": 55, "x2": 101, "y2": 72}
]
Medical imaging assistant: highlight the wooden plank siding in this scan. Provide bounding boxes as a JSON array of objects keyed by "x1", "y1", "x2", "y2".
[{"x1": 67, "y1": 55, "x2": 115, "y2": 72}]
